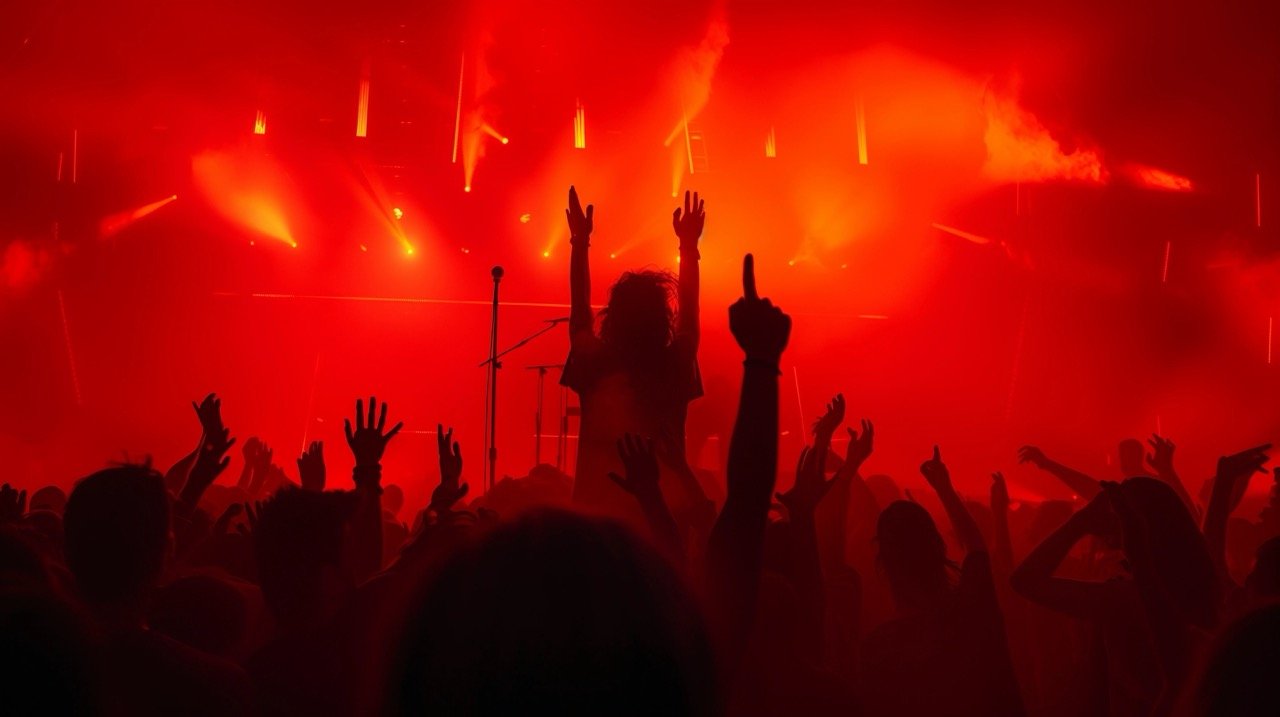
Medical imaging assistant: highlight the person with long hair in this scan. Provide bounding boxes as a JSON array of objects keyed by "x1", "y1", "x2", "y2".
[{"x1": 561, "y1": 186, "x2": 707, "y2": 524}]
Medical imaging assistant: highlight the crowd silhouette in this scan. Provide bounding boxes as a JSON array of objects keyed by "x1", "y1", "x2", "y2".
[{"x1": 2, "y1": 187, "x2": 1278, "y2": 716}]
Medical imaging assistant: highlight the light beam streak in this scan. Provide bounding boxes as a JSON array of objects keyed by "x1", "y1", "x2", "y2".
[
  {"x1": 452, "y1": 54, "x2": 464, "y2": 163},
  {"x1": 855, "y1": 97, "x2": 868, "y2": 165},
  {"x1": 99, "y1": 194, "x2": 178, "y2": 238},
  {"x1": 355, "y1": 75, "x2": 370, "y2": 138},
  {"x1": 57, "y1": 290, "x2": 82, "y2": 405},
  {"x1": 253, "y1": 111, "x2": 266, "y2": 135},
  {"x1": 765, "y1": 127, "x2": 776, "y2": 158},
  {"x1": 573, "y1": 102, "x2": 586, "y2": 149},
  {"x1": 1161, "y1": 240, "x2": 1171, "y2": 283},
  {"x1": 931, "y1": 222, "x2": 993, "y2": 245}
]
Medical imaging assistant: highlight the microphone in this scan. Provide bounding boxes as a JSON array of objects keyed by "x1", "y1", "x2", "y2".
[{"x1": 491, "y1": 265, "x2": 505, "y2": 281}]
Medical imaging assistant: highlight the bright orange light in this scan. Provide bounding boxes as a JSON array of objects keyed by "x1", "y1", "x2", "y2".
[
  {"x1": 480, "y1": 124, "x2": 508, "y2": 145},
  {"x1": 392, "y1": 207, "x2": 403, "y2": 219},
  {"x1": 359, "y1": 244, "x2": 367, "y2": 252},
  {"x1": 253, "y1": 110, "x2": 267, "y2": 135},
  {"x1": 192, "y1": 150, "x2": 296, "y2": 247},
  {"x1": 501, "y1": 137, "x2": 509, "y2": 145},
  {"x1": 983, "y1": 93, "x2": 1103, "y2": 183},
  {"x1": 355, "y1": 77, "x2": 370, "y2": 138},
  {"x1": 765, "y1": 127, "x2": 777, "y2": 158},
  {"x1": 452, "y1": 55, "x2": 464, "y2": 163},
  {"x1": 609, "y1": 253, "x2": 617, "y2": 259},
  {"x1": 787, "y1": 259, "x2": 796, "y2": 266},
  {"x1": 464, "y1": 185, "x2": 471, "y2": 193},
  {"x1": 461, "y1": 247, "x2": 470, "y2": 254},
  {"x1": 405, "y1": 245, "x2": 415, "y2": 256},
  {"x1": 99, "y1": 194, "x2": 179, "y2": 238},
  {"x1": 519, "y1": 213, "x2": 531, "y2": 223},
  {"x1": 542, "y1": 250, "x2": 550, "y2": 258},
  {"x1": 573, "y1": 102, "x2": 586, "y2": 149},
  {"x1": 1132, "y1": 165, "x2": 1193, "y2": 191},
  {"x1": 855, "y1": 97, "x2": 869, "y2": 165}
]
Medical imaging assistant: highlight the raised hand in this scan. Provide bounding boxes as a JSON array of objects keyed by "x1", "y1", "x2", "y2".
[
  {"x1": 1146, "y1": 434, "x2": 1176, "y2": 475},
  {"x1": 565, "y1": 185, "x2": 594, "y2": 240},
  {"x1": 672, "y1": 190, "x2": 706, "y2": 249},
  {"x1": 297, "y1": 441, "x2": 325, "y2": 492},
  {"x1": 1017, "y1": 445, "x2": 1049, "y2": 468},
  {"x1": 186, "y1": 394, "x2": 235, "y2": 499},
  {"x1": 920, "y1": 445, "x2": 951, "y2": 492},
  {"x1": 430, "y1": 425, "x2": 469, "y2": 513},
  {"x1": 991, "y1": 471, "x2": 1010, "y2": 515},
  {"x1": 729, "y1": 254, "x2": 791, "y2": 364},
  {"x1": 608, "y1": 434, "x2": 662, "y2": 501},
  {"x1": 845, "y1": 419, "x2": 875, "y2": 473},
  {"x1": 778, "y1": 445, "x2": 838, "y2": 518},
  {"x1": 1213, "y1": 443, "x2": 1271, "y2": 512},
  {"x1": 344, "y1": 396, "x2": 403, "y2": 468},
  {"x1": 813, "y1": 394, "x2": 845, "y2": 439},
  {"x1": 0, "y1": 483, "x2": 27, "y2": 523}
]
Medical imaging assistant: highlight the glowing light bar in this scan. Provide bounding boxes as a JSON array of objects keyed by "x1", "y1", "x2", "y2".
[
  {"x1": 355, "y1": 77, "x2": 370, "y2": 138},
  {"x1": 1161, "y1": 240, "x2": 1171, "y2": 283},
  {"x1": 254, "y1": 111, "x2": 267, "y2": 135},
  {"x1": 765, "y1": 127, "x2": 777, "y2": 158},
  {"x1": 683, "y1": 114, "x2": 695, "y2": 174},
  {"x1": 452, "y1": 55, "x2": 464, "y2": 163},
  {"x1": 855, "y1": 97, "x2": 868, "y2": 165},
  {"x1": 573, "y1": 102, "x2": 586, "y2": 149},
  {"x1": 931, "y1": 222, "x2": 992, "y2": 245},
  {"x1": 1135, "y1": 165, "x2": 1192, "y2": 191},
  {"x1": 1258, "y1": 173, "x2": 1263, "y2": 228}
]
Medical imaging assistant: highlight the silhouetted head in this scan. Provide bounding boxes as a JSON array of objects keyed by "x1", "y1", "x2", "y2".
[
  {"x1": 29, "y1": 485, "x2": 67, "y2": 514},
  {"x1": 390, "y1": 509, "x2": 715, "y2": 716},
  {"x1": 599, "y1": 270, "x2": 677, "y2": 360},
  {"x1": 1118, "y1": 438, "x2": 1147, "y2": 477},
  {"x1": 1186, "y1": 604, "x2": 1280, "y2": 717},
  {"x1": 1245, "y1": 536, "x2": 1280, "y2": 598},
  {"x1": 252, "y1": 487, "x2": 359, "y2": 629},
  {"x1": 1115, "y1": 477, "x2": 1219, "y2": 629},
  {"x1": 876, "y1": 500, "x2": 950, "y2": 609},
  {"x1": 64, "y1": 464, "x2": 169, "y2": 608}
]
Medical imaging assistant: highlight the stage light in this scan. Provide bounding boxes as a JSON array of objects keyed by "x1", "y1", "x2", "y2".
[
  {"x1": 405, "y1": 246, "x2": 415, "y2": 256},
  {"x1": 392, "y1": 207, "x2": 403, "y2": 219},
  {"x1": 461, "y1": 247, "x2": 470, "y2": 254},
  {"x1": 359, "y1": 244, "x2": 367, "y2": 252},
  {"x1": 1133, "y1": 165, "x2": 1192, "y2": 191},
  {"x1": 765, "y1": 127, "x2": 777, "y2": 158},
  {"x1": 356, "y1": 76, "x2": 370, "y2": 138},
  {"x1": 542, "y1": 250, "x2": 550, "y2": 258},
  {"x1": 788, "y1": 259, "x2": 796, "y2": 266},
  {"x1": 855, "y1": 97, "x2": 868, "y2": 165},
  {"x1": 464, "y1": 185, "x2": 471, "y2": 193},
  {"x1": 519, "y1": 213, "x2": 531, "y2": 223},
  {"x1": 573, "y1": 102, "x2": 586, "y2": 149},
  {"x1": 609, "y1": 253, "x2": 617, "y2": 259},
  {"x1": 501, "y1": 137, "x2": 509, "y2": 145},
  {"x1": 254, "y1": 111, "x2": 267, "y2": 135},
  {"x1": 99, "y1": 194, "x2": 179, "y2": 238}
]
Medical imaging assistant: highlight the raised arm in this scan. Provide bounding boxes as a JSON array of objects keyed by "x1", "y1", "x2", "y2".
[
  {"x1": 1018, "y1": 445, "x2": 1101, "y2": 500},
  {"x1": 707, "y1": 254, "x2": 791, "y2": 656},
  {"x1": 1203, "y1": 444, "x2": 1270, "y2": 581},
  {"x1": 1146, "y1": 434, "x2": 1197, "y2": 518},
  {"x1": 920, "y1": 446, "x2": 986, "y2": 555},
  {"x1": 566, "y1": 186, "x2": 595, "y2": 338},
  {"x1": 673, "y1": 190, "x2": 705, "y2": 346},
  {"x1": 176, "y1": 393, "x2": 235, "y2": 520},
  {"x1": 343, "y1": 396, "x2": 403, "y2": 581},
  {"x1": 1010, "y1": 494, "x2": 1113, "y2": 619},
  {"x1": 990, "y1": 472, "x2": 1015, "y2": 576}
]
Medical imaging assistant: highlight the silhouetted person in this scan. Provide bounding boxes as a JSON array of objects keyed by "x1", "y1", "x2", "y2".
[
  {"x1": 64, "y1": 464, "x2": 252, "y2": 716},
  {"x1": 860, "y1": 447, "x2": 1025, "y2": 717},
  {"x1": 562, "y1": 186, "x2": 708, "y2": 522},
  {"x1": 388, "y1": 508, "x2": 717, "y2": 716},
  {"x1": 1012, "y1": 476, "x2": 1222, "y2": 716},
  {"x1": 1182, "y1": 603, "x2": 1280, "y2": 717}
]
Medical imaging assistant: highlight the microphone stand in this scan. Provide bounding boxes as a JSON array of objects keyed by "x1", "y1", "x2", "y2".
[{"x1": 482, "y1": 266, "x2": 503, "y2": 492}]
